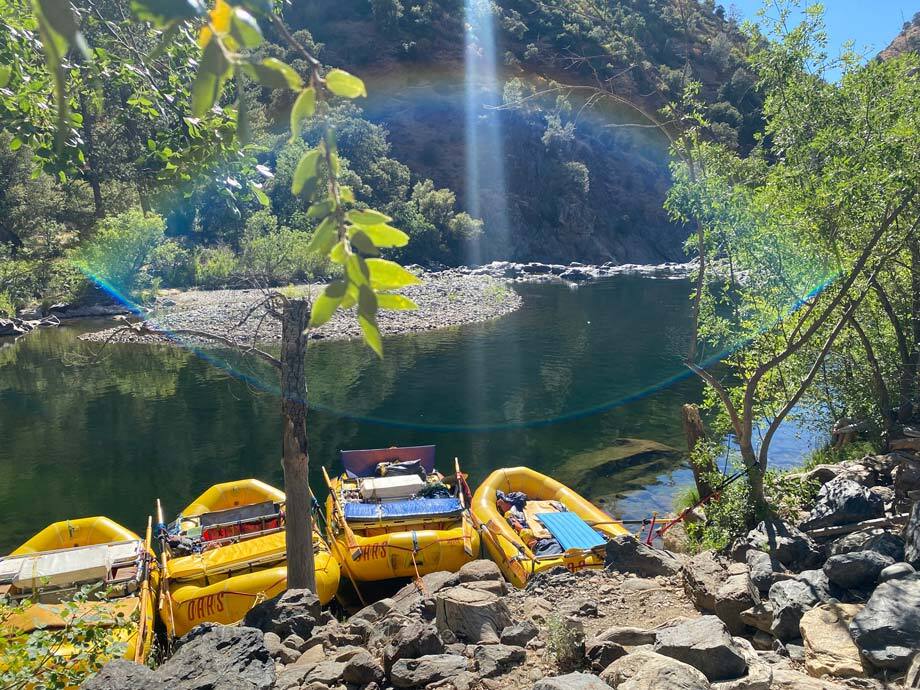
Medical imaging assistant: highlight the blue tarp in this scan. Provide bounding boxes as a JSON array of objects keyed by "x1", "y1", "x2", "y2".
[
  {"x1": 343, "y1": 498, "x2": 463, "y2": 522},
  {"x1": 535, "y1": 512, "x2": 606, "y2": 551}
]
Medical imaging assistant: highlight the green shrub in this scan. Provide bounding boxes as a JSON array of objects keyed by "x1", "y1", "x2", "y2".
[
  {"x1": 545, "y1": 614, "x2": 584, "y2": 671},
  {"x1": 238, "y1": 211, "x2": 330, "y2": 284},
  {"x1": 71, "y1": 210, "x2": 166, "y2": 298},
  {"x1": 149, "y1": 240, "x2": 195, "y2": 287},
  {"x1": 0, "y1": 291, "x2": 15, "y2": 318},
  {"x1": 195, "y1": 246, "x2": 238, "y2": 288}
]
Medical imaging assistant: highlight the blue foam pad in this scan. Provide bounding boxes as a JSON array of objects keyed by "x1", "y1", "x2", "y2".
[
  {"x1": 535, "y1": 511, "x2": 606, "y2": 551},
  {"x1": 343, "y1": 498, "x2": 463, "y2": 522}
]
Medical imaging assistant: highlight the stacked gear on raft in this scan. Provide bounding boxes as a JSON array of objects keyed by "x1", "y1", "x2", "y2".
[{"x1": 324, "y1": 445, "x2": 480, "y2": 584}]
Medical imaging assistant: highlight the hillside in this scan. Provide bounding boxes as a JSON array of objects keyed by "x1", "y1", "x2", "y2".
[
  {"x1": 880, "y1": 12, "x2": 920, "y2": 59},
  {"x1": 285, "y1": 0, "x2": 764, "y2": 264}
]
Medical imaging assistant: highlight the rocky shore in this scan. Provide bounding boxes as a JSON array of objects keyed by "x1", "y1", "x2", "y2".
[
  {"x1": 77, "y1": 269, "x2": 522, "y2": 347},
  {"x1": 84, "y1": 447, "x2": 920, "y2": 690},
  {"x1": 458, "y1": 260, "x2": 696, "y2": 283}
]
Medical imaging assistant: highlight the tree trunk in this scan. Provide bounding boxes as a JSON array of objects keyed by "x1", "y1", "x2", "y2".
[
  {"x1": 681, "y1": 403, "x2": 715, "y2": 498},
  {"x1": 280, "y1": 298, "x2": 316, "y2": 592},
  {"x1": 78, "y1": 92, "x2": 104, "y2": 219},
  {"x1": 739, "y1": 438, "x2": 766, "y2": 526},
  {"x1": 901, "y1": 237, "x2": 920, "y2": 422}
]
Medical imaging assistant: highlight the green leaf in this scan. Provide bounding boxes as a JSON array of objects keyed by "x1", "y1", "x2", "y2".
[
  {"x1": 307, "y1": 199, "x2": 334, "y2": 218},
  {"x1": 132, "y1": 0, "x2": 205, "y2": 25},
  {"x1": 366, "y1": 259, "x2": 421, "y2": 290},
  {"x1": 309, "y1": 281, "x2": 346, "y2": 327},
  {"x1": 305, "y1": 217, "x2": 337, "y2": 255},
  {"x1": 245, "y1": 57, "x2": 302, "y2": 90},
  {"x1": 346, "y1": 209, "x2": 391, "y2": 226},
  {"x1": 289, "y1": 87, "x2": 316, "y2": 143},
  {"x1": 248, "y1": 181, "x2": 269, "y2": 206},
  {"x1": 346, "y1": 254, "x2": 369, "y2": 286},
  {"x1": 349, "y1": 230, "x2": 379, "y2": 256},
  {"x1": 230, "y1": 7, "x2": 262, "y2": 48},
  {"x1": 191, "y1": 39, "x2": 230, "y2": 117},
  {"x1": 291, "y1": 149, "x2": 321, "y2": 195},
  {"x1": 325, "y1": 69, "x2": 367, "y2": 98},
  {"x1": 9, "y1": 137, "x2": 22, "y2": 151},
  {"x1": 358, "y1": 313, "x2": 383, "y2": 357},
  {"x1": 352, "y1": 223, "x2": 409, "y2": 248},
  {"x1": 329, "y1": 240, "x2": 347, "y2": 264},
  {"x1": 377, "y1": 293, "x2": 417, "y2": 311},
  {"x1": 0, "y1": 65, "x2": 11, "y2": 88}
]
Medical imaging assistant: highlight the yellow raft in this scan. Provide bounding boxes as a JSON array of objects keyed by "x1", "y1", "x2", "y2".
[
  {"x1": 158, "y1": 479, "x2": 339, "y2": 638},
  {"x1": 324, "y1": 446, "x2": 479, "y2": 584},
  {"x1": 0, "y1": 516, "x2": 157, "y2": 667},
  {"x1": 472, "y1": 467, "x2": 629, "y2": 588}
]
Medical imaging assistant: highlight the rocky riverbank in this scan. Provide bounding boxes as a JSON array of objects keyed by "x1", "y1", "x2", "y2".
[
  {"x1": 458, "y1": 260, "x2": 696, "y2": 283},
  {"x1": 77, "y1": 269, "x2": 522, "y2": 347},
  {"x1": 84, "y1": 447, "x2": 920, "y2": 690}
]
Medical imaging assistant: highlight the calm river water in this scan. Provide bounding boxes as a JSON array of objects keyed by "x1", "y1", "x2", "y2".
[{"x1": 0, "y1": 277, "x2": 817, "y2": 551}]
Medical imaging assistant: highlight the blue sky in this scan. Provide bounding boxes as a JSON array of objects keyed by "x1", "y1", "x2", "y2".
[{"x1": 727, "y1": 1, "x2": 916, "y2": 65}]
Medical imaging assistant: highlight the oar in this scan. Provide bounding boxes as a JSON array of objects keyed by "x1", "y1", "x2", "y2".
[
  {"x1": 455, "y1": 457, "x2": 474, "y2": 556},
  {"x1": 134, "y1": 516, "x2": 153, "y2": 663},
  {"x1": 321, "y1": 466, "x2": 362, "y2": 559},
  {"x1": 155, "y1": 499, "x2": 176, "y2": 641}
]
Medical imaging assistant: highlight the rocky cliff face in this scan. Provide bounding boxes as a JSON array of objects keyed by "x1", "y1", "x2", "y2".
[
  {"x1": 283, "y1": 0, "x2": 763, "y2": 264},
  {"x1": 880, "y1": 13, "x2": 920, "y2": 60}
]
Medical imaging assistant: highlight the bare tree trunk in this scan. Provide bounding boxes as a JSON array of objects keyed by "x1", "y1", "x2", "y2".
[
  {"x1": 681, "y1": 403, "x2": 715, "y2": 498},
  {"x1": 280, "y1": 298, "x2": 316, "y2": 592},
  {"x1": 739, "y1": 439, "x2": 766, "y2": 524}
]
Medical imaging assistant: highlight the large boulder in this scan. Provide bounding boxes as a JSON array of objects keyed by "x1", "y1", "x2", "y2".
[
  {"x1": 905, "y1": 500, "x2": 920, "y2": 568},
  {"x1": 435, "y1": 585, "x2": 512, "y2": 644},
  {"x1": 745, "y1": 549, "x2": 792, "y2": 594},
  {"x1": 605, "y1": 536, "x2": 683, "y2": 577},
  {"x1": 459, "y1": 559, "x2": 503, "y2": 582},
  {"x1": 849, "y1": 573, "x2": 920, "y2": 670},
  {"x1": 739, "y1": 602, "x2": 774, "y2": 634},
  {"x1": 392, "y1": 571, "x2": 459, "y2": 614},
  {"x1": 501, "y1": 620, "x2": 539, "y2": 646},
  {"x1": 710, "y1": 637, "x2": 771, "y2": 690},
  {"x1": 879, "y1": 561, "x2": 916, "y2": 583},
  {"x1": 733, "y1": 518, "x2": 821, "y2": 571},
  {"x1": 654, "y1": 616, "x2": 748, "y2": 681},
  {"x1": 242, "y1": 589, "x2": 319, "y2": 639},
  {"x1": 799, "y1": 603, "x2": 867, "y2": 678},
  {"x1": 82, "y1": 660, "x2": 159, "y2": 690},
  {"x1": 823, "y1": 550, "x2": 894, "y2": 589},
  {"x1": 769, "y1": 572, "x2": 835, "y2": 642},
  {"x1": 713, "y1": 565, "x2": 759, "y2": 635},
  {"x1": 829, "y1": 528, "x2": 905, "y2": 561},
  {"x1": 799, "y1": 477, "x2": 884, "y2": 532},
  {"x1": 383, "y1": 620, "x2": 444, "y2": 671},
  {"x1": 683, "y1": 550, "x2": 725, "y2": 611},
  {"x1": 599, "y1": 649, "x2": 710, "y2": 690},
  {"x1": 594, "y1": 625, "x2": 656, "y2": 646},
  {"x1": 584, "y1": 638, "x2": 627, "y2": 672},
  {"x1": 157, "y1": 623, "x2": 274, "y2": 690},
  {"x1": 770, "y1": 668, "x2": 851, "y2": 690},
  {"x1": 533, "y1": 672, "x2": 613, "y2": 689},
  {"x1": 894, "y1": 454, "x2": 920, "y2": 509},
  {"x1": 389, "y1": 654, "x2": 468, "y2": 688}
]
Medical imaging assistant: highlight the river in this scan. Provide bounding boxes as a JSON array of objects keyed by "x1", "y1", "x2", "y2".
[{"x1": 0, "y1": 276, "x2": 819, "y2": 552}]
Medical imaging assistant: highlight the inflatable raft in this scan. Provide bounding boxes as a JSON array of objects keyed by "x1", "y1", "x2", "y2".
[
  {"x1": 324, "y1": 446, "x2": 479, "y2": 584},
  {"x1": 158, "y1": 479, "x2": 339, "y2": 638},
  {"x1": 472, "y1": 467, "x2": 629, "y2": 588},
  {"x1": 0, "y1": 516, "x2": 157, "y2": 666}
]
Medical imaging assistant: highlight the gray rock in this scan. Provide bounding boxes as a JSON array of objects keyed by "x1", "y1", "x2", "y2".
[
  {"x1": 340, "y1": 648, "x2": 384, "y2": 685},
  {"x1": 829, "y1": 528, "x2": 905, "y2": 561},
  {"x1": 473, "y1": 643, "x2": 526, "y2": 677},
  {"x1": 711, "y1": 637, "x2": 772, "y2": 690},
  {"x1": 304, "y1": 660, "x2": 347, "y2": 685},
  {"x1": 157, "y1": 623, "x2": 275, "y2": 690},
  {"x1": 905, "y1": 500, "x2": 920, "y2": 568},
  {"x1": 714, "y1": 568, "x2": 759, "y2": 635},
  {"x1": 739, "y1": 602, "x2": 774, "y2": 634},
  {"x1": 849, "y1": 573, "x2": 920, "y2": 670},
  {"x1": 82, "y1": 660, "x2": 159, "y2": 690},
  {"x1": 351, "y1": 597, "x2": 394, "y2": 623},
  {"x1": 389, "y1": 654, "x2": 467, "y2": 688},
  {"x1": 501, "y1": 620, "x2": 539, "y2": 646},
  {"x1": 683, "y1": 550, "x2": 725, "y2": 611},
  {"x1": 605, "y1": 535, "x2": 683, "y2": 577},
  {"x1": 879, "y1": 561, "x2": 916, "y2": 583},
  {"x1": 800, "y1": 477, "x2": 884, "y2": 531},
  {"x1": 745, "y1": 549, "x2": 792, "y2": 594},
  {"x1": 584, "y1": 639, "x2": 627, "y2": 672},
  {"x1": 435, "y1": 585, "x2": 512, "y2": 644},
  {"x1": 383, "y1": 620, "x2": 444, "y2": 671},
  {"x1": 533, "y1": 672, "x2": 613, "y2": 689},
  {"x1": 459, "y1": 559, "x2": 503, "y2": 582},
  {"x1": 734, "y1": 518, "x2": 821, "y2": 571},
  {"x1": 823, "y1": 550, "x2": 894, "y2": 589},
  {"x1": 391, "y1": 571, "x2": 460, "y2": 614},
  {"x1": 654, "y1": 615, "x2": 748, "y2": 681},
  {"x1": 281, "y1": 633, "x2": 307, "y2": 652},
  {"x1": 594, "y1": 625, "x2": 656, "y2": 646},
  {"x1": 242, "y1": 589, "x2": 319, "y2": 639},
  {"x1": 600, "y1": 649, "x2": 710, "y2": 690},
  {"x1": 768, "y1": 571, "x2": 838, "y2": 642}
]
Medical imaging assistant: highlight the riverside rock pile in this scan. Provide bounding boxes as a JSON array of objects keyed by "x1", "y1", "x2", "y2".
[{"x1": 458, "y1": 260, "x2": 695, "y2": 283}]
